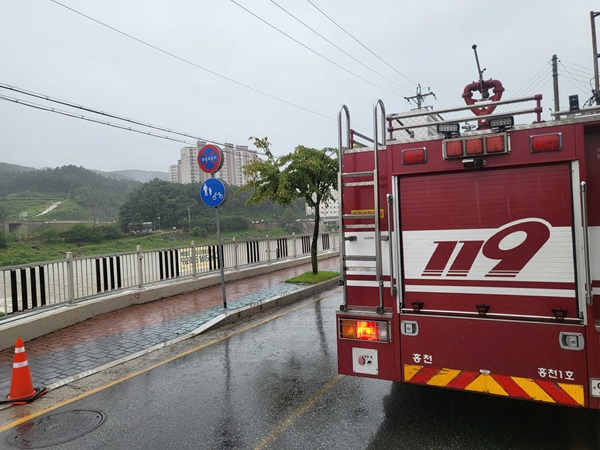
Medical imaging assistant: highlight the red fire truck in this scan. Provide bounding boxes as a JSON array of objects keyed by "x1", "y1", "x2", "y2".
[{"x1": 336, "y1": 78, "x2": 600, "y2": 408}]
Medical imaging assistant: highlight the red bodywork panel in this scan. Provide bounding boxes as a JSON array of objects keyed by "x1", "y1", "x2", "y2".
[
  {"x1": 399, "y1": 163, "x2": 577, "y2": 320},
  {"x1": 338, "y1": 117, "x2": 600, "y2": 408}
]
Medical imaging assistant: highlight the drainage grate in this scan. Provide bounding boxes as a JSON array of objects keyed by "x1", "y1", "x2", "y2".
[{"x1": 7, "y1": 410, "x2": 105, "y2": 448}]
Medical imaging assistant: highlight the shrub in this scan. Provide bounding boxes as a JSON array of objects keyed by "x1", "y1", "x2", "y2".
[
  {"x1": 93, "y1": 225, "x2": 122, "y2": 240},
  {"x1": 190, "y1": 226, "x2": 209, "y2": 238},
  {"x1": 221, "y1": 216, "x2": 250, "y2": 232},
  {"x1": 36, "y1": 228, "x2": 60, "y2": 243},
  {"x1": 59, "y1": 223, "x2": 122, "y2": 243}
]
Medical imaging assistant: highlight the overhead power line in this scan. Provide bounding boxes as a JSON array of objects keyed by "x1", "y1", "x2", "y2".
[
  {"x1": 559, "y1": 59, "x2": 594, "y2": 74},
  {"x1": 497, "y1": 61, "x2": 552, "y2": 113},
  {"x1": 508, "y1": 61, "x2": 552, "y2": 100},
  {"x1": 49, "y1": 0, "x2": 334, "y2": 122},
  {"x1": 0, "y1": 84, "x2": 268, "y2": 156},
  {"x1": 0, "y1": 82, "x2": 218, "y2": 146},
  {"x1": 230, "y1": 0, "x2": 402, "y2": 97},
  {"x1": 305, "y1": 0, "x2": 418, "y2": 87},
  {"x1": 559, "y1": 61, "x2": 593, "y2": 92},
  {"x1": 268, "y1": 0, "x2": 412, "y2": 94},
  {"x1": 0, "y1": 94, "x2": 197, "y2": 147}
]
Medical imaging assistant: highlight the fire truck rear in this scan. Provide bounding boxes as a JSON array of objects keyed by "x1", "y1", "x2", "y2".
[{"x1": 336, "y1": 77, "x2": 600, "y2": 408}]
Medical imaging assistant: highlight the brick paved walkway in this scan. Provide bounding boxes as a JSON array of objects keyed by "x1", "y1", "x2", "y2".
[{"x1": 0, "y1": 258, "x2": 338, "y2": 395}]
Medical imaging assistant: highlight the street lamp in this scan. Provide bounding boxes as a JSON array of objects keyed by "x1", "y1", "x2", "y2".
[{"x1": 158, "y1": 216, "x2": 161, "y2": 231}]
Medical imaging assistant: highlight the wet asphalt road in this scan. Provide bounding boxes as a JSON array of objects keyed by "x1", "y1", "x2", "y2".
[{"x1": 2, "y1": 289, "x2": 600, "y2": 449}]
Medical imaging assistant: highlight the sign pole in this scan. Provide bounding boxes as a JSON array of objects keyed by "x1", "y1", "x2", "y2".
[
  {"x1": 215, "y1": 204, "x2": 227, "y2": 308},
  {"x1": 197, "y1": 143, "x2": 227, "y2": 308}
]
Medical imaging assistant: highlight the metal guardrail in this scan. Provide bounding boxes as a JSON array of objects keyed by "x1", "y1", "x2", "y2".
[{"x1": 0, "y1": 232, "x2": 339, "y2": 316}]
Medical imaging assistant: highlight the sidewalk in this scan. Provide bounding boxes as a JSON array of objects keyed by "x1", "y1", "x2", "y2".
[{"x1": 0, "y1": 257, "x2": 339, "y2": 400}]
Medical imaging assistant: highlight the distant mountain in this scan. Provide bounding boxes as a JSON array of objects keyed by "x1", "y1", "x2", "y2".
[
  {"x1": 104, "y1": 169, "x2": 169, "y2": 183},
  {"x1": 0, "y1": 162, "x2": 168, "y2": 183},
  {"x1": 0, "y1": 162, "x2": 37, "y2": 173}
]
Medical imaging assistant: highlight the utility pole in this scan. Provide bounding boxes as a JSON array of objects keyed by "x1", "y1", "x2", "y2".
[
  {"x1": 405, "y1": 84, "x2": 436, "y2": 109},
  {"x1": 592, "y1": 11, "x2": 600, "y2": 105},
  {"x1": 552, "y1": 54, "x2": 560, "y2": 115}
]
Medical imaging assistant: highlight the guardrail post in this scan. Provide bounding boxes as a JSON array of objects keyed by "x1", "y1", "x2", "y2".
[
  {"x1": 292, "y1": 232, "x2": 297, "y2": 258},
  {"x1": 66, "y1": 252, "x2": 75, "y2": 305},
  {"x1": 266, "y1": 234, "x2": 271, "y2": 263},
  {"x1": 233, "y1": 237, "x2": 238, "y2": 269},
  {"x1": 136, "y1": 245, "x2": 144, "y2": 288},
  {"x1": 191, "y1": 241, "x2": 197, "y2": 278}
]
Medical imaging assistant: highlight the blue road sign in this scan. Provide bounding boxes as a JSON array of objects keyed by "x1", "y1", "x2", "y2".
[
  {"x1": 200, "y1": 178, "x2": 227, "y2": 208},
  {"x1": 197, "y1": 144, "x2": 223, "y2": 174}
]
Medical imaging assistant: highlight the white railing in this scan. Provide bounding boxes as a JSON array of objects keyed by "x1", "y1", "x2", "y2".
[{"x1": 0, "y1": 232, "x2": 339, "y2": 316}]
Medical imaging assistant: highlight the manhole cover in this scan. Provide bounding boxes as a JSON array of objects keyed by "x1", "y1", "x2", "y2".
[{"x1": 7, "y1": 410, "x2": 105, "y2": 448}]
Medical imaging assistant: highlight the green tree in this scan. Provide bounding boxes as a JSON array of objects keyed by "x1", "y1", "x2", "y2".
[
  {"x1": 118, "y1": 179, "x2": 195, "y2": 231},
  {"x1": 239, "y1": 137, "x2": 338, "y2": 274}
]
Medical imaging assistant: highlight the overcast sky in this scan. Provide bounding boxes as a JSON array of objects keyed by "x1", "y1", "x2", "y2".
[{"x1": 1, "y1": 0, "x2": 597, "y2": 173}]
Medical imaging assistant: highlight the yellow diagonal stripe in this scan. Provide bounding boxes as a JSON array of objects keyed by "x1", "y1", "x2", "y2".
[
  {"x1": 512, "y1": 377, "x2": 555, "y2": 403},
  {"x1": 465, "y1": 374, "x2": 509, "y2": 396},
  {"x1": 428, "y1": 368, "x2": 461, "y2": 386},
  {"x1": 404, "y1": 365, "x2": 422, "y2": 382},
  {"x1": 558, "y1": 382, "x2": 585, "y2": 406}
]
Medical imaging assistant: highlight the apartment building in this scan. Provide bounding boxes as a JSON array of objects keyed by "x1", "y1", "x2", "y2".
[{"x1": 170, "y1": 141, "x2": 257, "y2": 186}]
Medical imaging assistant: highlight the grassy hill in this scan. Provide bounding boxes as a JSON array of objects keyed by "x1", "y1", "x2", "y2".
[
  {"x1": 0, "y1": 165, "x2": 141, "y2": 221},
  {"x1": 1, "y1": 191, "x2": 66, "y2": 220}
]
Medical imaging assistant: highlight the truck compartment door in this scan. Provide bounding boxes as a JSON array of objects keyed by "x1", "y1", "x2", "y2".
[{"x1": 399, "y1": 163, "x2": 578, "y2": 321}]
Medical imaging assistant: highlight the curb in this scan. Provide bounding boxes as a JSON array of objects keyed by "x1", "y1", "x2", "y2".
[
  {"x1": 0, "y1": 278, "x2": 339, "y2": 411},
  {"x1": 0, "y1": 252, "x2": 339, "y2": 351}
]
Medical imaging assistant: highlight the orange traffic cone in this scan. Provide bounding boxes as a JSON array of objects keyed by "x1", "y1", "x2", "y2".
[{"x1": 1, "y1": 338, "x2": 47, "y2": 405}]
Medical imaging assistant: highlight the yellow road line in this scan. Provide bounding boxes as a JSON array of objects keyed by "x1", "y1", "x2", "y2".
[
  {"x1": 254, "y1": 375, "x2": 343, "y2": 450},
  {"x1": 0, "y1": 292, "x2": 335, "y2": 433}
]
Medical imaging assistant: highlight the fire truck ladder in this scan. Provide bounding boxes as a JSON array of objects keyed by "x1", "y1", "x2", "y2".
[{"x1": 338, "y1": 100, "x2": 387, "y2": 314}]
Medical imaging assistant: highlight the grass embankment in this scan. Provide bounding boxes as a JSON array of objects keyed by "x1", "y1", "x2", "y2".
[
  {"x1": 1, "y1": 235, "x2": 192, "y2": 266},
  {"x1": 1, "y1": 192, "x2": 65, "y2": 218},
  {"x1": 286, "y1": 271, "x2": 339, "y2": 284},
  {"x1": 0, "y1": 227, "x2": 296, "y2": 267}
]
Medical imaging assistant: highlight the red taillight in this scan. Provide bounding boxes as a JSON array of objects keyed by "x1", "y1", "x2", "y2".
[
  {"x1": 465, "y1": 138, "x2": 484, "y2": 155},
  {"x1": 402, "y1": 148, "x2": 427, "y2": 165},
  {"x1": 530, "y1": 133, "x2": 562, "y2": 152},
  {"x1": 445, "y1": 140, "x2": 463, "y2": 157},
  {"x1": 485, "y1": 135, "x2": 505, "y2": 153},
  {"x1": 339, "y1": 319, "x2": 390, "y2": 342},
  {"x1": 356, "y1": 321, "x2": 378, "y2": 341},
  {"x1": 444, "y1": 133, "x2": 509, "y2": 159}
]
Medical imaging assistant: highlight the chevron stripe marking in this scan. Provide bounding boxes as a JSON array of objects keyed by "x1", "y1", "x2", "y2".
[
  {"x1": 537, "y1": 380, "x2": 582, "y2": 407},
  {"x1": 510, "y1": 377, "x2": 556, "y2": 403},
  {"x1": 403, "y1": 365, "x2": 584, "y2": 407},
  {"x1": 465, "y1": 374, "x2": 509, "y2": 397},
  {"x1": 427, "y1": 368, "x2": 461, "y2": 387},
  {"x1": 492, "y1": 374, "x2": 533, "y2": 400},
  {"x1": 445, "y1": 370, "x2": 479, "y2": 390},
  {"x1": 409, "y1": 366, "x2": 440, "y2": 384},
  {"x1": 558, "y1": 382, "x2": 585, "y2": 406},
  {"x1": 404, "y1": 365, "x2": 422, "y2": 382}
]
